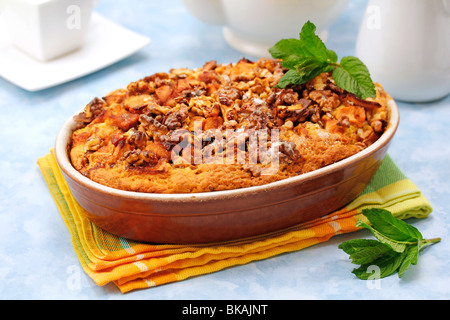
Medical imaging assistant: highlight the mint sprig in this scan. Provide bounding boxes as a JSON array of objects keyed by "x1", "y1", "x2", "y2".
[
  {"x1": 269, "y1": 21, "x2": 377, "y2": 100},
  {"x1": 339, "y1": 209, "x2": 441, "y2": 280}
]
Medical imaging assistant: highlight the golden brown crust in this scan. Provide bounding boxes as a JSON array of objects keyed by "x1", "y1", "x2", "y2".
[{"x1": 69, "y1": 58, "x2": 390, "y2": 193}]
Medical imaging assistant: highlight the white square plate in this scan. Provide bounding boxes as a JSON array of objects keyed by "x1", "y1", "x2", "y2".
[{"x1": 0, "y1": 12, "x2": 151, "y2": 92}]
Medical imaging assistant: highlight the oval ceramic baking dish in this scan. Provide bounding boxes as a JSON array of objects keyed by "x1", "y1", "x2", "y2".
[{"x1": 54, "y1": 99, "x2": 399, "y2": 244}]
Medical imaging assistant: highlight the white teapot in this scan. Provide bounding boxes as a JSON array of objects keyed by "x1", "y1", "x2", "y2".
[
  {"x1": 356, "y1": 0, "x2": 450, "y2": 102},
  {"x1": 181, "y1": 0, "x2": 350, "y2": 58}
]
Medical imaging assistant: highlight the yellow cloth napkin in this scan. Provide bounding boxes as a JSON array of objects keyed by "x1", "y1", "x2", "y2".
[{"x1": 37, "y1": 150, "x2": 432, "y2": 293}]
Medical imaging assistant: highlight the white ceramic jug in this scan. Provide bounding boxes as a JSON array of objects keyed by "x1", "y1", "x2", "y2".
[
  {"x1": 181, "y1": 0, "x2": 350, "y2": 58},
  {"x1": 1, "y1": 0, "x2": 99, "y2": 62},
  {"x1": 356, "y1": 0, "x2": 450, "y2": 102}
]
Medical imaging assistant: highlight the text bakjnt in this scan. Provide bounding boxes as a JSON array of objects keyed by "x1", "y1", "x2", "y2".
[{"x1": 182, "y1": 304, "x2": 269, "y2": 317}]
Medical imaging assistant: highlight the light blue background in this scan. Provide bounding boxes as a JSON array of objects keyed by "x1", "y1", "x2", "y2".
[{"x1": 1, "y1": 0, "x2": 449, "y2": 299}]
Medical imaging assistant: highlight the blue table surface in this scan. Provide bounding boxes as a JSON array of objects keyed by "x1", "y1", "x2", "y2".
[{"x1": 1, "y1": 0, "x2": 449, "y2": 300}]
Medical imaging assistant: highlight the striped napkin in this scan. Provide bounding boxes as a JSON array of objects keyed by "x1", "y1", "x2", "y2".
[{"x1": 37, "y1": 150, "x2": 432, "y2": 293}]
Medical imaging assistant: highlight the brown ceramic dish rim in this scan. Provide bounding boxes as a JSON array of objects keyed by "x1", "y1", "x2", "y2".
[{"x1": 54, "y1": 99, "x2": 399, "y2": 202}]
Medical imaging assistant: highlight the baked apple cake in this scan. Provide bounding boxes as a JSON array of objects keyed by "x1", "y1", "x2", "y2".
[{"x1": 69, "y1": 58, "x2": 390, "y2": 193}]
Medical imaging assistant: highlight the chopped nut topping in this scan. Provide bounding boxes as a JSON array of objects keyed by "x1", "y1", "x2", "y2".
[
  {"x1": 69, "y1": 57, "x2": 389, "y2": 193},
  {"x1": 85, "y1": 137, "x2": 102, "y2": 151}
]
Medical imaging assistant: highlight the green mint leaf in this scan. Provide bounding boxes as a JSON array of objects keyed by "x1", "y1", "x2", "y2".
[
  {"x1": 269, "y1": 38, "x2": 305, "y2": 68},
  {"x1": 338, "y1": 239, "x2": 393, "y2": 265},
  {"x1": 352, "y1": 249, "x2": 404, "y2": 280},
  {"x1": 276, "y1": 69, "x2": 307, "y2": 89},
  {"x1": 294, "y1": 57, "x2": 335, "y2": 84},
  {"x1": 398, "y1": 245, "x2": 419, "y2": 278},
  {"x1": 275, "y1": 55, "x2": 336, "y2": 88},
  {"x1": 269, "y1": 21, "x2": 375, "y2": 99},
  {"x1": 332, "y1": 56, "x2": 377, "y2": 99},
  {"x1": 326, "y1": 49, "x2": 338, "y2": 64},
  {"x1": 340, "y1": 208, "x2": 440, "y2": 280},
  {"x1": 362, "y1": 208, "x2": 423, "y2": 243},
  {"x1": 269, "y1": 22, "x2": 338, "y2": 70},
  {"x1": 356, "y1": 220, "x2": 409, "y2": 253},
  {"x1": 298, "y1": 21, "x2": 330, "y2": 61}
]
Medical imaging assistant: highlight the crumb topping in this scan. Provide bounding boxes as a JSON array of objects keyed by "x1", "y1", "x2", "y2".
[{"x1": 69, "y1": 58, "x2": 389, "y2": 193}]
